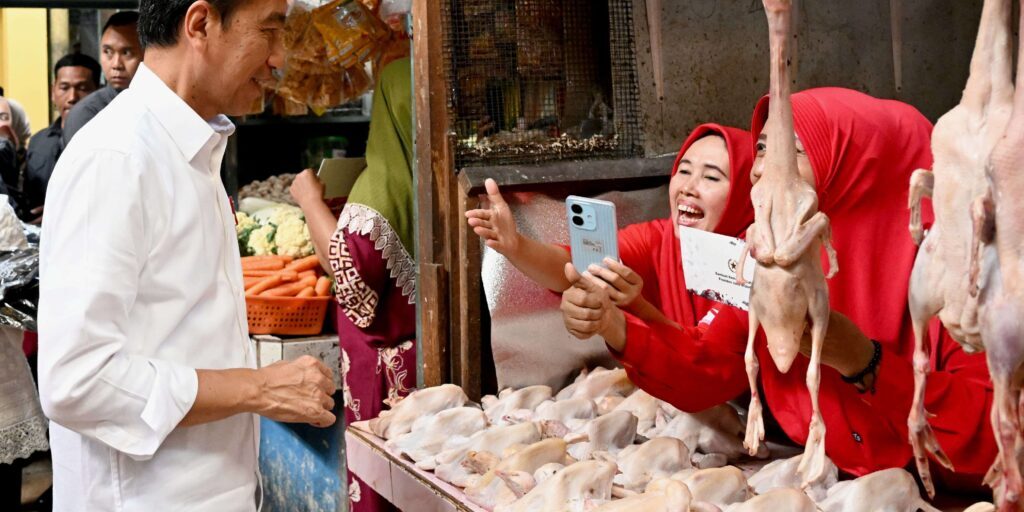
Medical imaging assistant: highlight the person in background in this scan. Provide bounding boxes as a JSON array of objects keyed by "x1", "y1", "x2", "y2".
[
  {"x1": 2, "y1": 97, "x2": 31, "y2": 153},
  {"x1": 38, "y1": 1, "x2": 335, "y2": 511},
  {"x1": 291, "y1": 56, "x2": 415, "y2": 512},
  {"x1": 62, "y1": 11, "x2": 143, "y2": 146},
  {"x1": 23, "y1": 54, "x2": 100, "y2": 224},
  {"x1": 0, "y1": 95, "x2": 30, "y2": 214},
  {"x1": 0, "y1": 98, "x2": 20, "y2": 203}
]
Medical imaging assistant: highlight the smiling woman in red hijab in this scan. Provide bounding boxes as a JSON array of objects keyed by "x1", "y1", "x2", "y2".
[
  {"x1": 465, "y1": 123, "x2": 754, "y2": 330},
  {"x1": 562, "y1": 88, "x2": 996, "y2": 493}
]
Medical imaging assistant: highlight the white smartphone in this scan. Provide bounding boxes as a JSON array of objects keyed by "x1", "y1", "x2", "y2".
[{"x1": 566, "y1": 195, "x2": 619, "y2": 272}]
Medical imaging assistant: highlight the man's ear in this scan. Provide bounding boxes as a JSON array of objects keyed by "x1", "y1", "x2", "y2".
[{"x1": 183, "y1": 1, "x2": 219, "y2": 50}]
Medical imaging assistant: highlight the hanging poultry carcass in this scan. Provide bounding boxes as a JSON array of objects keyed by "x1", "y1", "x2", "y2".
[
  {"x1": 968, "y1": 1, "x2": 1024, "y2": 509},
  {"x1": 736, "y1": 0, "x2": 838, "y2": 489},
  {"x1": 905, "y1": 0, "x2": 1015, "y2": 500}
]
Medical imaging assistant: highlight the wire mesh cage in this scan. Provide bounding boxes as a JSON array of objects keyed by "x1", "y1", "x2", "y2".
[{"x1": 442, "y1": 0, "x2": 644, "y2": 168}]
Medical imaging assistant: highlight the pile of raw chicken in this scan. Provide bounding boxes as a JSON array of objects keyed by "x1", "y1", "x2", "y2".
[{"x1": 352, "y1": 368, "x2": 971, "y2": 512}]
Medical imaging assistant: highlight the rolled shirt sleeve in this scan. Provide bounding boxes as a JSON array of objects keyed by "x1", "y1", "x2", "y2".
[{"x1": 39, "y1": 149, "x2": 198, "y2": 461}]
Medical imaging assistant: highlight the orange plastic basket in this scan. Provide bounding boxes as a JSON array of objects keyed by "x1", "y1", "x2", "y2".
[{"x1": 246, "y1": 295, "x2": 331, "y2": 336}]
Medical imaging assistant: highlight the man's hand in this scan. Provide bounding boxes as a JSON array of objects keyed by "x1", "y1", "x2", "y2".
[
  {"x1": 290, "y1": 169, "x2": 326, "y2": 209},
  {"x1": 586, "y1": 258, "x2": 643, "y2": 307},
  {"x1": 254, "y1": 355, "x2": 336, "y2": 427},
  {"x1": 29, "y1": 206, "x2": 43, "y2": 226},
  {"x1": 465, "y1": 178, "x2": 521, "y2": 256},
  {"x1": 560, "y1": 263, "x2": 626, "y2": 351}
]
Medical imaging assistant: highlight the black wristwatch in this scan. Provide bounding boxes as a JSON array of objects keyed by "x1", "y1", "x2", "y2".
[{"x1": 841, "y1": 340, "x2": 882, "y2": 394}]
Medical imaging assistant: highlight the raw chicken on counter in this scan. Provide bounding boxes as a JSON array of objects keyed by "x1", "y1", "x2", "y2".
[
  {"x1": 434, "y1": 422, "x2": 543, "y2": 487},
  {"x1": 747, "y1": 453, "x2": 838, "y2": 502},
  {"x1": 352, "y1": 383, "x2": 469, "y2": 439},
  {"x1": 384, "y1": 407, "x2": 488, "y2": 470},
  {"x1": 493, "y1": 460, "x2": 617, "y2": 512},
  {"x1": 816, "y1": 468, "x2": 939, "y2": 512},
  {"x1": 350, "y1": 366, "x2": 959, "y2": 511},
  {"x1": 726, "y1": 488, "x2": 819, "y2": 512},
  {"x1": 611, "y1": 437, "x2": 691, "y2": 492}
]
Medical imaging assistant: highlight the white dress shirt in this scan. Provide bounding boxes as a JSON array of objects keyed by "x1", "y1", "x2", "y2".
[{"x1": 39, "y1": 63, "x2": 259, "y2": 512}]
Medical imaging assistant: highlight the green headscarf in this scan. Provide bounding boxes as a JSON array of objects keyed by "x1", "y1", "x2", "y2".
[{"x1": 337, "y1": 57, "x2": 416, "y2": 299}]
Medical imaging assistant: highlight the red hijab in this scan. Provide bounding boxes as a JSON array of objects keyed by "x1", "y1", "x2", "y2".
[
  {"x1": 622, "y1": 124, "x2": 754, "y2": 329},
  {"x1": 749, "y1": 87, "x2": 934, "y2": 354}
]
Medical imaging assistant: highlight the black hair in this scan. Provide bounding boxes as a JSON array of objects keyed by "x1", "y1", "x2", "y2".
[
  {"x1": 138, "y1": 0, "x2": 244, "y2": 49},
  {"x1": 54, "y1": 54, "x2": 101, "y2": 87},
  {"x1": 102, "y1": 11, "x2": 140, "y2": 35}
]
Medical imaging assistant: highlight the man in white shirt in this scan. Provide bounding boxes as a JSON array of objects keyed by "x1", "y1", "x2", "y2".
[{"x1": 38, "y1": 1, "x2": 336, "y2": 510}]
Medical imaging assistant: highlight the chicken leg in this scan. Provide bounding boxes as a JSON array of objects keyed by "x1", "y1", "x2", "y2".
[
  {"x1": 906, "y1": 0, "x2": 1014, "y2": 497},
  {"x1": 741, "y1": 0, "x2": 835, "y2": 489}
]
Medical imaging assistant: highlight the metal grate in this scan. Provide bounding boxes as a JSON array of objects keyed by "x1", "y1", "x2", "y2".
[{"x1": 442, "y1": 0, "x2": 644, "y2": 168}]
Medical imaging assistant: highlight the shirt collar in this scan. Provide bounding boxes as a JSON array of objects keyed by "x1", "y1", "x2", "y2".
[
  {"x1": 48, "y1": 117, "x2": 63, "y2": 135},
  {"x1": 130, "y1": 63, "x2": 235, "y2": 163}
]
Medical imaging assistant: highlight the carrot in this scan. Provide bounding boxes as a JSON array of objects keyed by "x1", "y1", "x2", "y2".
[
  {"x1": 244, "y1": 276, "x2": 263, "y2": 289},
  {"x1": 297, "y1": 287, "x2": 316, "y2": 298},
  {"x1": 260, "y1": 276, "x2": 318, "y2": 297},
  {"x1": 243, "y1": 269, "x2": 299, "y2": 282},
  {"x1": 246, "y1": 275, "x2": 284, "y2": 296},
  {"x1": 241, "y1": 258, "x2": 286, "y2": 271},
  {"x1": 315, "y1": 276, "x2": 331, "y2": 297},
  {"x1": 298, "y1": 270, "x2": 317, "y2": 281},
  {"x1": 243, "y1": 255, "x2": 293, "y2": 263},
  {"x1": 285, "y1": 255, "x2": 321, "y2": 273}
]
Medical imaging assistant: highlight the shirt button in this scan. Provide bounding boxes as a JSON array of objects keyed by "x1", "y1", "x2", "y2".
[{"x1": 852, "y1": 432, "x2": 863, "y2": 443}]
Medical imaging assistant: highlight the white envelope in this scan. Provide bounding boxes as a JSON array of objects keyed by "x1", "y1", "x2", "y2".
[{"x1": 678, "y1": 226, "x2": 754, "y2": 310}]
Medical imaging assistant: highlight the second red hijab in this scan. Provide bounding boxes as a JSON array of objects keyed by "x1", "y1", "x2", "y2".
[{"x1": 749, "y1": 87, "x2": 935, "y2": 356}]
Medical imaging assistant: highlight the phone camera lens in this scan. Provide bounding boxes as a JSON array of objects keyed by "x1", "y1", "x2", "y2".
[
  {"x1": 572, "y1": 216, "x2": 584, "y2": 226},
  {"x1": 571, "y1": 204, "x2": 583, "y2": 214}
]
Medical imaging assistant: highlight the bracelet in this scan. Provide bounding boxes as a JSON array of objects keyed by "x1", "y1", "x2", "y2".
[{"x1": 841, "y1": 340, "x2": 881, "y2": 394}]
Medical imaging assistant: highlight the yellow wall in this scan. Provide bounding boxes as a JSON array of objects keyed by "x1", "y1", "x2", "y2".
[{"x1": 0, "y1": 8, "x2": 51, "y2": 140}]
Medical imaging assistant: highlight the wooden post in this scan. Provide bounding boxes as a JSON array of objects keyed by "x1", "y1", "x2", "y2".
[
  {"x1": 412, "y1": 0, "x2": 452, "y2": 388},
  {"x1": 456, "y1": 186, "x2": 483, "y2": 401}
]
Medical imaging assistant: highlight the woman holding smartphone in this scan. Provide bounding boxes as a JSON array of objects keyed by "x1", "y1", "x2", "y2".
[{"x1": 466, "y1": 123, "x2": 755, "y2": 331}]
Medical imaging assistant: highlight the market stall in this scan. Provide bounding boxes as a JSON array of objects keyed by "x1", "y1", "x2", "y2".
[{"x1": 379, "y1": 0, "x2": 1013, "y2": 511}]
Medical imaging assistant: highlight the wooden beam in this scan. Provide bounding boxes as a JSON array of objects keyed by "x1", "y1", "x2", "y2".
[
  {"x1": 412, "y1": 0, "x2": 453, "y2": 387},
  {"x1": 458, "y1": 155, "x2": 675, "y2": 194},
  {"x1": 456, "y1": 189, "x2": 483, "y2": 401},
  {"x1": 417, "y1": 264, "x2": 447, "y2": 388}
]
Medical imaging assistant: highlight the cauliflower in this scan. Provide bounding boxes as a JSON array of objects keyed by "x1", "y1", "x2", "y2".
[
  {"x1": 237, "y1": 204, "x2": 311, "y2": 257},
  {"x1": 246, "y1": 224, "x2": 278, "y2": 256},
  {"x1": 235, "y1": 212, "x2": 260, "y2": 256},
  {"x1": 252, "y1": 204, "x2": 303, "y2": 227},
  {"x1": 275, "y1": 218, "x2": 314, "y2": 258},
  {"x1": 236, "y1": 211, "x2": 258, "y2": 234},
  {"x1": 268, "y1": 206, "x2": 304, "y2": 227}
]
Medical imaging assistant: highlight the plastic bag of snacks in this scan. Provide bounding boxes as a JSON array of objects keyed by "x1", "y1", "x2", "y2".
[{"x1": 277, "y1": 0, "x2": 389, "y2": 115}]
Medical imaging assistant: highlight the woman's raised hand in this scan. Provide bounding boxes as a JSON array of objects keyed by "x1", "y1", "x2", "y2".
[
  {"x1": 465, "y1": 178, "x2": 521, "y2": 256},
  {"x1": 586, "y1": 258, "x2": 644, "y2": 307}
]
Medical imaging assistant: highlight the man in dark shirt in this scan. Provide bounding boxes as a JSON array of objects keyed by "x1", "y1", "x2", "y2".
[
  {"x1": 62, "y1": 12, "x2": 142, "y2": 146},
  {"x1": 23, "y1": 54, "x2": 100, "y2": 223}
]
